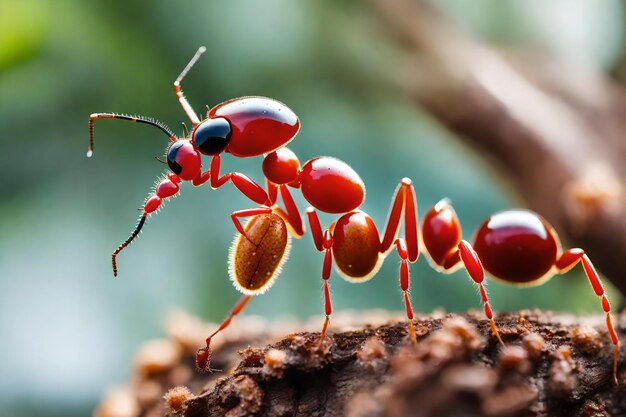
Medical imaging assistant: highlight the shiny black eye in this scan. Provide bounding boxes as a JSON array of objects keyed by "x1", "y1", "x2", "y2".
[
  {"x1": 192, "y1": 118, "x2": 232, "y2": 155},
  {"x1": 166, "y1": 141, "x2": 184, "y2": 174}
]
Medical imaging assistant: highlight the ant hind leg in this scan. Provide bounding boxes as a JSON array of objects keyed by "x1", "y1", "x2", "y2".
[{"x1": 557, "y1": 249, "x2": 619, "y2": 384}]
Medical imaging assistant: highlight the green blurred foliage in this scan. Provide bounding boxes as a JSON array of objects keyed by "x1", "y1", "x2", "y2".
[{"x1": 0, "y1": 1, "x2": 623, "y2": 416}]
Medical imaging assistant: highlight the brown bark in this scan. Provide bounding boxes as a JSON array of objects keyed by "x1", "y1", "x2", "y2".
[
  {"x1": 95, "y1": 310, "x2": 625, "y2": 417},
  {"x1": 369, "y1": 0, "x2": 626, "y2": 297}
]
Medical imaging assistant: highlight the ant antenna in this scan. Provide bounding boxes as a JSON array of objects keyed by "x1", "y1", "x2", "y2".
[
  {"x1": 88, "y1": 113, "x2": 176, "y2": 158},
  {"x1": 174, "y1": 47, "x2": 206, "y2": 126},
  {"x1": 181, "y1": 122, "x2": 189, "y2": 138},
  {"x1": 112, "y1": 214, "x2": 147, "y2": 277},
  {"x1": 175, "y1": 47, "x2": 206, "y2": 87},
  {"x1": 155, "y1": 156, "x2": 167, "y2": 165}
]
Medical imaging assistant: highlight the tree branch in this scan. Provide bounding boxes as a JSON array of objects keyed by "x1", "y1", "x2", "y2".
[
  {"x1": 370, "y1": 0, "x2": 626, "y2": 297},
  {"x1": 95, "y1": 310, "x2": 625, "y2": 417}
]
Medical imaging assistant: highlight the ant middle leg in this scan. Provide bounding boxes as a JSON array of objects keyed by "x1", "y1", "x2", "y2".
[
  {"x1": 395, "y1": 238, "x2": 417, "y2": 344},
  {"x1": 380, "y1": 178, "x2": 419, "y2": 343},
  {"x1": 380, "y1": 178, "x2": 418, "y2": 261}
]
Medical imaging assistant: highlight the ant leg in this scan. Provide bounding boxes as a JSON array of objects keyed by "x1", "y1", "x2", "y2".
[
  {"x1": 267, "y1": 180, "x2": 278, "y2": 206},
  {"x1": 395, "y1": 238, "x2": 417, "y2": 345},
  {"x1": 112, "y1": 173, "x2": 181, "y2": 277},
  {"x1": 231, "y1": 207, "x2": 273, "y2": 241},
  {"x1": 457, "y1": 241, "x2": 505, "y2": 346},
  {"x1": 191, "y1": 169, "x2": 211, "y2": 187},
  {"x1": 210, "y1": 155, "x2": 270, "y2": 205},
  {"x1": 557, "y1": 249, "x2": 619, "y2": 384},
  {"x1": 380, "y1": 178, "x2": 418, "y2": 262},
  {"x1": 306, "y1": 207, "x2": 324, "y2": 251},
  {"x1": 273, "y1": 185, "x2": 304, "y2": 237},
  {"x1": 378, "y1": 179, "x2": 419, "y2": 344},
  {"x1": 422, "y1": 200, "x2": 503, "y2": 345},
  {"x1": 319, "y1": 230, "x2": 334, "y2": 347},
  {"x1": 174, "y1": 47, "x2": 206, "y2": 125},
  {"x1": 196, "y1": 295, "x2": 252, "y2": 372},
  {"x1": 88, "y1": 113, "x2": 176, "y2": 157},
  {"x1": 305, "y1": 208, "x2": 334, "y2": 344}
]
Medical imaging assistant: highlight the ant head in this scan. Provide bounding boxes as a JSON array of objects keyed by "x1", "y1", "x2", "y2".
[
  {"x1": 166, "y1": 140, "x2": 201, "y2": 181},
  {"x1": 192, "y1": 117, "x2": 231, "y2": 156}
]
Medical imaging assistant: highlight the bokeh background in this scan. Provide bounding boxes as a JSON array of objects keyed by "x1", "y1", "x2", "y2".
[{"x1": 1, "y1": 1, "x2": 625, "y2": 416}]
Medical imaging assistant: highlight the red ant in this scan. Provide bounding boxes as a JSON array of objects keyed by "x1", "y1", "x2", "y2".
[
  {"x1": 88, "y1": 47, "x2": 619, "y2": 384},
  {"x1": 88, "y1": 47, "x2": 305, "y2": 276}
]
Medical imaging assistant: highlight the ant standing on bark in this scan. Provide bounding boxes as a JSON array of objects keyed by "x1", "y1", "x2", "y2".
[{"x1": 88, "y1": 47, "x2": 620, "y2": 384}]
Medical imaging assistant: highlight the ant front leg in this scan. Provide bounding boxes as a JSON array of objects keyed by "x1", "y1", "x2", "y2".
[
  {"x1": 112, "y1": 173, "x2": 181, "y2": 277},
  {"x1": 557, "y1": 249, "x2": 620, "y2": 384},
  {"x1": 306, "y1": 208, "x2": 334, "y2": 346},
  {"x1": 210, "y1": 155, "x2": 270, "y2": 205}
]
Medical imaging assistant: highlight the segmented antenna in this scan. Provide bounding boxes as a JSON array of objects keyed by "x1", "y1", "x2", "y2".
[
  {"x1": 88, "y1": 113, "x2": 177, "y2": 158},
  {"x1": 112, "y1": 214, "x2": 147, "y2": 277},
  {"x1": 175, "y1": 46, "x2": 206, "y2": 86}
]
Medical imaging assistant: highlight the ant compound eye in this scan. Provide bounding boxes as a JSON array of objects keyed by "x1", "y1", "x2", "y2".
[
  {"x1": 167, "y1": 142, "x2": 184, "y2": 174},
  {"x1": 192, "y1": 117, "x2": 232, "y2": 155},
  {"x1": 166, "y1": 140, "x2": 201, "y2": 181}
]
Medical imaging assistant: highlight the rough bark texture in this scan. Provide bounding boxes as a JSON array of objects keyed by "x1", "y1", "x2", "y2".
[
  {"x1": 369, "y1": 0, "x2": 626, "y2": 297},
  {"x1": 95, "y1": 310, "x2": 626, "y2": 417}
]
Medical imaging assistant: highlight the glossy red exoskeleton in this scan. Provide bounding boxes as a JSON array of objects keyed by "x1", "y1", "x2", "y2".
[
  {"x1": 88, "y1": 47, "x2": 302, "y2": 276},
  {"x1": 88, "y1": 47, "x2": 619, "y2": 384}
]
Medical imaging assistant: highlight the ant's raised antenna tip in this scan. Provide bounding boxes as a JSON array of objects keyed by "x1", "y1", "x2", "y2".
[
  {"x1": 199, "y1": 46, "x2": 207, "y2": 53},
  {"x1": 86, "y1": 150, "x2": 93, "y2": 158}
]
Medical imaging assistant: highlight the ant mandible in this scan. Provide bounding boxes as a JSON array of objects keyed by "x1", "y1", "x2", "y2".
[{"x1": 87, "y1": 47, "x2": 619, "y2": 384}]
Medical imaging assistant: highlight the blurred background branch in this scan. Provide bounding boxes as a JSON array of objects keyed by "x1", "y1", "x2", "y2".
[{"x1": 372, "y1": 0, "x2": 626, "y2": 297}]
